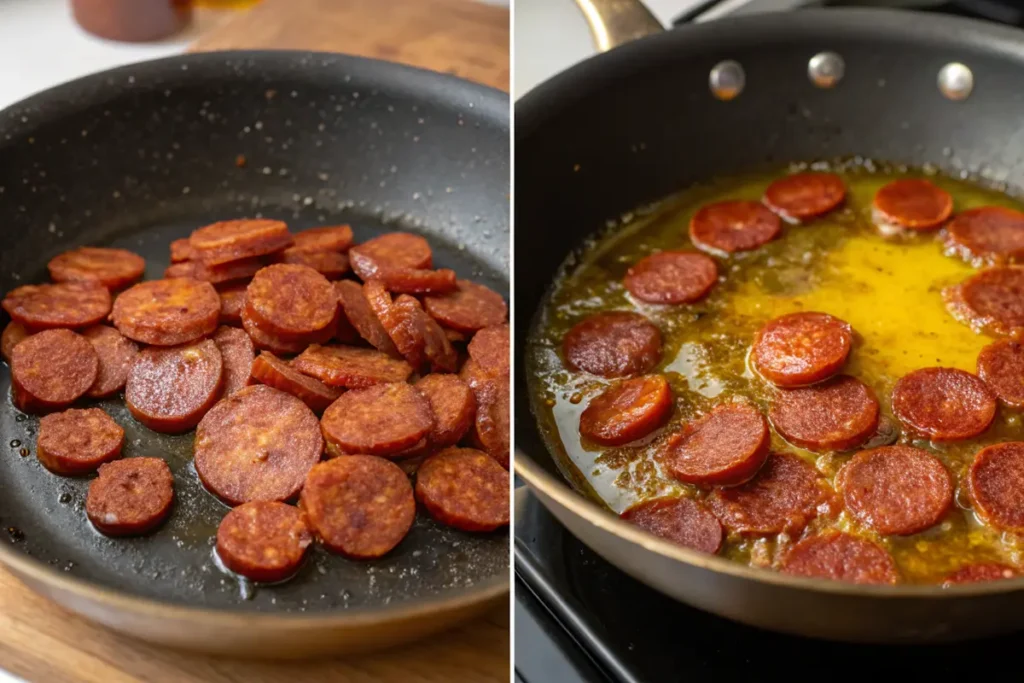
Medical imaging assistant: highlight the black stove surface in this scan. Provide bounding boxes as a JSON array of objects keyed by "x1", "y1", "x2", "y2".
[
  {"x1": 514, "y1": 490, "x2": 1022, "y2": 683},
  {"x1": 674, "y1": 0, "x2": 1024, "y2": 26}
]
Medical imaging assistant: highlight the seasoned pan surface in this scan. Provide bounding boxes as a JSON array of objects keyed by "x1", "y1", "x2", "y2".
[{"x1": 0, "y1": 51, "x2": 509, "y2": 615}]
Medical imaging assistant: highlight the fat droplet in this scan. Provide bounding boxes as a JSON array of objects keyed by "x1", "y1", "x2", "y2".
[
  {"x1": 58, "y1": 493, "x2": 72, "y2": 504},
  {"x1": 569, "y1": 393, "x2": 583, "y2": 405},
  {"x1": 19, "y1": 448, "x2": 29, "y2": 457},
  {"x1": 9, "y1": 439, "x2": 20, "y2": 448}
]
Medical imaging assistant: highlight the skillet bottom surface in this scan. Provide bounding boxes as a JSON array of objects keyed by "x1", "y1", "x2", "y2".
[{"x1": 0, "y1": 207, "x2": 508, "y2": 613}]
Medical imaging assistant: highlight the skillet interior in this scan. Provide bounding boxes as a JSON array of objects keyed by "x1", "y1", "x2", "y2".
[{"x1": 0, "y1": 51, "x2": 509, "y2": 613}]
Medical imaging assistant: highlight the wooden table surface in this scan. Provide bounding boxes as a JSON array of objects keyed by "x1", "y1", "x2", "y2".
[{"x1": 0, "y1": 1, "x2": 509, "y2": 681}]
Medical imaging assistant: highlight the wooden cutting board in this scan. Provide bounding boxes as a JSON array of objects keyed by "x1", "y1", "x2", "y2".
[{"x1": 0, "y1": 1, "x2": 509, "y2": 681}]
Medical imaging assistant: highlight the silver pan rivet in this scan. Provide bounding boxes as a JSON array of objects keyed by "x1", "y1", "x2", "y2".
[
  {"x1": 938, "y1": 62, "x2": 973, "y2": 101},
  {"x1": 709, "y1": 60, "x2": 745, "y2": 101},
  {"x1": 808, "y1": 52, "x2": 844, "y2": 88}
]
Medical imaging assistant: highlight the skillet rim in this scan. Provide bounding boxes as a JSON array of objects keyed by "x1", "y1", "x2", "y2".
[
  {"x1": 0, "y1": 50, "x2": 510, "y2": 623},
  {"x1": 514, "y1": 7, "x2": 1024, "y2": 599}
]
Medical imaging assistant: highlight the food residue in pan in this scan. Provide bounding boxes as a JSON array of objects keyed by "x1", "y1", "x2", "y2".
[{"x1": 527, "y1": 162, "x2": 1024, "y2": 586}]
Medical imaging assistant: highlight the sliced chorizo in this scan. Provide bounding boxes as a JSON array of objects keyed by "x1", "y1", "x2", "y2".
[
  {"x1": 82, "y1": 325, "x2": 139, "y2": 398},
  {"x1": 348, "y1": 232, "x2": 432, "y2": 273},
  {"x1": 194, "y1": 385, "x2": 323, "y2": 505},
  {"x1": 689, "y1": 200, "x2": 781, "y2": 254},
  {"x1": 245, "y1": 264, "x2": 338, "y2": 339},
  {"x1": 364, "y1": 281, "x2": 427, "y2": 369},
  {"x1": 943, "y1": 563, "x2": 1017, "y2": 585},
  {"x1": 292, "y1": 344, "x2": 412, "y2": 389},
  {"x1": 415, "y1": 374, "x2": 476, "y2": 448},
  {"x1": 48, "y1": 247, "x2": 145, "y2": 290},
  {"x1": 945, "y1": 206, "x2": 1024, "y2": 263},
  {"x1": 579, "y1": 375, "x2": 672, "y2": 446},
  {"x1": 563, "y1": 311, "x2": 662, "y2": 378},
  {"x1": 769, "y1": 375, "x2": 879, "y2": 452},
  {"x1": 751, "y1": 311, "x2": 852, "y2": 387},
  {"x1": 240, "y1": 308, "x2": 309, "y2": 355},
  {"x1": 837, "y1": 445, "x2": 953, "y2": 536},
  {"x1": 1, "y1": 321, "x2": 32, "y2": 363},
  {"x1": 664, "y1": 402, "x2": 769, "y2": 486},
  {"x1": 469, "y1": 374, "x2": 510, "y2": 469},
  {"x1": 291, "y1": 225, "x2": 353, "y2": 253},
  {"x1": 213, "y1": 326, "x2": 254, "y2": 397},
  {"x1": 872, "y1": 178, "x2": 953, "y2": 231},
  {"x1": 164, "y1": 256, "x2": 264, "y2": 286},
  {"x1": 763, "y1": 172, "x2": 846, "y2": 221},
  {"x1": 275, "y1": 249, "x2": 350, "y2": 280},
  {"x1": 467, "y1": 324, "x2": 509, "y2": 379},
  {"x1": 620, "y1": 497, "x2": 722, "y2": 554},
  {"x1": 355, "y1": 264, "x2": 458, "y2": 295},
  {"x1": 334, "y1": 279, "x2": 401, "y2": 358},
  {"x1": 3, "y1": 281, "x2": 111, "y2": 330},
  {"x1": 891, "y1": 367, "x2": 996, "y2": 441},
  {"x1": 86, "y1": 457, "x2": 174, "y2": 536},
  {"x1": 423, "y1": 280, "x2": 507, "y2": 333},
  {"x1": 249, "y1": 351, "x2": 341, "y2": 414},
  {"x1": 125, "y1": 339, "x2": 223, "y2": 433},
  {"x1": 218, "y1": 284, "x2": 246, "y2": 326},
  {"x1": 623, "y1": 251, "x2": 718, "y2": 304},
  {"x1": 781, "y1": 531, "x2": 898, "y2": 585},
  {"x1": 968, "y1": 441, "x2": 1024, "y2": 533},
  {"x1": 944, "y1": 266, "x2": 1024, "y2": 337},
  {"x1": 216, "y1": 501, "x2": 313, "y2": 582},
  {"x1": 320, "y1": 382, "x2": 433, "y2": 457},
  {"x1": 170, "y1": 237, "x2": 194, "y2": 263},
  {"x1": 300, "y1": 455, "x2": 415, "y2": 558},
  {"x1": 415, "y1": 447, "x2": 509, "y2": 532},
  {"x1": 977, "y1": 339, "x2": 1024, "y2": 407},
  {"x1": 188, "y1": 219, "x2": 292, "y2": 265},
  {"x1": 11, "y1": 329, "x2": 98, "y2": 413},
  {"x1": 708, "y1": 452, "x2": 830, "y2": 535},
  {"x1": 111, "y1": 278, "x2": 220, "y2": 346},
  {"x1": 37, "y1": 407, "x2": 123, "y2": 475}
]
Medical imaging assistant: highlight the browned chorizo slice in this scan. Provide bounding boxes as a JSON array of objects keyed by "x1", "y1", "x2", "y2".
[
  {"x1": 250, "y1": 351, "x2": 341, "y2": 414},
  {"x1": 195, "y1": 385, "x2": 323, "y2": 505},
  {"x1": 623, "y1": 251, "x2": 718, "y2": 304},
  {"x1": 579, "y1": 375, "x2": 672, "y2": 446},
  {"x1": 245, "y1": 264, "x2": 338, "y2": 339},
  {"x1": 415, "y1": 374, "x2": 475, "y2": 448},
  {"x1": 213, "y1": 326, "x2": 254, "y2": 397},
  {"x1": 275, "y1": 249, "x2": 350, "y2": 280},
  {"x1": 415, "y1": 447, "x2": 509, "y2": 532},
  {"x1": 240, "y1": 308, "x2": 309, "y2": 355},
  {"x1": 872, "y1": 178, "x2": 953, "y2": 232},
  {"x1": 300, "y1": 456, "x2": 414, "y2": 558},
  {"x1": 708, "y1": 452, "x2": 830, "y2": 535},
  {"x1": 48, "y1": 247, "x2": 145, "y2": 290},
  {"x1": 125, "y1": 339, "x2": 223, "y2": 433},
  {"x1": 419, "y1": 303, "x2": 459, "y2": 373},
  {"x1": 945, "y1": 206, "x2": 1024, "y2": 263},
  {"x1": 291, "y1": 225, "x2": 353, "y2": 253},
  {"x1": 320, "y1": 382, "x2": 433, "y2": 457},
  {"x1": 82, "y1": 325, "x2": 139, "y2": 398},
  {"x1": 977, "y1": 339, "x2": 1024, "y2": 407},
  {"x1": 620, "y1": 497, "x2": 722, "y2": 554},
  {"x1": 292, "y1": 344, "x2": 412, "y2": 389},
  {"x1": 369, "y1": 267, "x2": 458, "y2": 295},
  {"x1": 563, "y1": 311, "x2": 662, "y2": 378},
  {"x1": 968, "y1": 442, "x2": 1024, "y2": 533},
  {"x1": 943, "y1": 563, "x2": 1017, "y2": 586},
  {"x1": 3, "y1": 281, "x2": 111, "y2": 330},
  {"x1": 364, "y1": 281, "x2": 427, "y2": 369},
  {"x1": 470, "y1": 374, "x2": 510, "y2": 469},
  {"x1": 170, "y1": 237, "x2": 194, "y2": 263},
  {"x1": 423, "y1": 280, "x2": 507, "y2": 333},
  {"x1": 348, "y1": 232, "x2": 432, "y2": 274},
  {"x1": 664, "y1": 402, "x2": 769, "y2": 486},
  {"x1": 1, "y1": 321, "x2": 32, "y2": 363},
  {"x1": 837, "y1": 445, "x2": 952, "y2": 536},
  {"x1": 689, "y1": 200, "x2": 782, "y2": 254},
  {"x1": 218, "y1": 284, "x2": 246, "y2": 326},
  {"x1": 111, "y1": 278, "x2": 220, "y2": 346},
  {"x1": 334, "y1": 280, "x2": 401, "y2": 357},
  {"x1": 164, "y1": 256, "x2": 264, "y2": 286},
  {"x1": 467, "y1": 324, "x2": 509, "y2": 379},
  {"x1": 188, "y1": 219, "x2": 292, "y2": 265},
  {"x1": 751, "y1": 312, "x2": 852, "y2": 387},
  {"x1": 86, "y1": 457, "x2": 174, "y2": 536},
  {"x1": 892, "y1": 367, "x2": 996, "y2": 441},
  {"x1": 763, "y1": 172, "x2": 846, "y2": 221},
  {"x1": 11, "y1": 329, "x2": 98, "y2": 413},
  {"x1": 944, "y1": 266, "x2": 1024, "y2": 337},
  {"x1": 769, "y1": 375, "x2": 879, "y2": 452},
  {"x1": 216, "y1": 501, "x2": 313, "y2": 582},
  {"x1": 162, "y1": 262, "x2": 193, "y2": 280},
  {"x1": 37, "y1": 407, "x2": 123, "y2": 475},
  {"x1": 781, "y1": 531, "x2": 898, "y2": 585}
]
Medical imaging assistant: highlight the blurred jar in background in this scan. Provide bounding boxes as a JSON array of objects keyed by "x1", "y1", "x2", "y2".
[{"x1": 71, "y1": 0, "x2": 263, "y2": 43}]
